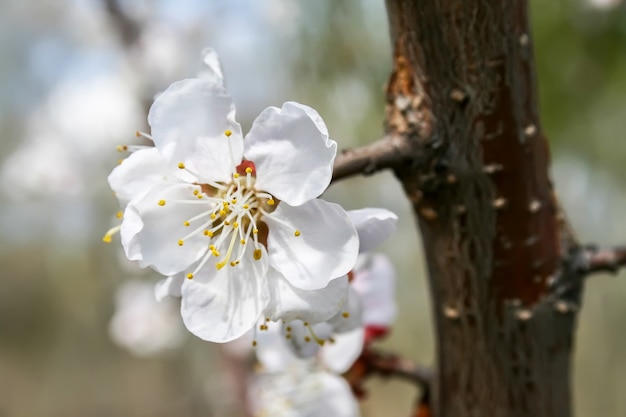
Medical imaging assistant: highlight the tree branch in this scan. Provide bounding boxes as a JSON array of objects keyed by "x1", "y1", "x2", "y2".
[
  {"x1": 331, "y1": 135, "x2": 418, "y2": 183},
  {"x1": 344, "y1": 348, "x2": 432, "y2": 393},
  {"x1": 581, "y1": 245, "x2": 626, "y2": 276}
]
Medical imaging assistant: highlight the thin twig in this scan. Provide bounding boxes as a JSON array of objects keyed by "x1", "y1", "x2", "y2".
[
  {"x1": 582, "y1": 245, "x2": 626, "y2": 276},
  {"x1": 103, "y1": 0, "x2": 142, "y2": 46},
  {"x1": 344, "y1": 348, "x2": 432, "y2": 394},
  {"x1": 331, "y1": 135, "x2": 416, "y2": 182}
]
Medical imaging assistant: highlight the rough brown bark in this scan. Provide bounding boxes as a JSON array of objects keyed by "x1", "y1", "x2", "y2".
[{"x1": 383, "y1": 1, "x2": 579, "y2": 416}]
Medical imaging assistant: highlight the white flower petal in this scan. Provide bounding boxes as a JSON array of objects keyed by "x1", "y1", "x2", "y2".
[
  {"x1": 348, "y1": 208, "x2": 398, "y2": 253},
  {"x1": 198, "y1": 47, "x2": 224, "y2": 86},
  {"x1": 250, "y1": 368, "x2": 360, "y2": 417},
  {"x1": 327, "y1": 287, "x2": 363, "y2": 333},
  {"x1": 155, "y1": 274, "x2": 184, "y2": 301},
  {"x1": 321, "y1": 327, "x2": 365, "y2": 374},
  {"x1": 108, "y1": 147, "x2": 172, "y2": 207},
  {"x1": 180, "y1": 245, "x2": 269, "y2": 343},
  {"x1": 243, "y1": 102, "x2": 337, "y2": 206},
  {"x1": 352, "y1": 254, "x2": 397, "y2": 326},
  {"x1": 265, "y1": 199, "x2": 358, "y2": 290},
  {"x1": 253, "y1": 320, "x2": 303, "y2": 372},
  {"x1": 264, "y1": 269, "x2": 349, "y2": 323},
  {"x1": 122, "y1": 183, "x2": 210, "y2": 275},
  {"x1": 148, "y1": 78, "x2": 243, "y2": 180},
  {"x1": 120, "y1": 204, "x2": 144, "y2": 262},
  {"x1": 314, "y1": 372, "x2": 360, "y2": 417}
]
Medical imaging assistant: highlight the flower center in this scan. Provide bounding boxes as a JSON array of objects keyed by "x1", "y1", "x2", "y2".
[
  {"x1": 158, "y1": 130, "x2": 301, "y2": 279},
  {"x1": 175, "y1": 161, "x2": 277, "y2": 277}
]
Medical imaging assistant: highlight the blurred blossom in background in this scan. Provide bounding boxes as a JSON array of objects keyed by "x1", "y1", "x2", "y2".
[{"x1": 1, "y1": 1, "x2": 626, "y2": 416}]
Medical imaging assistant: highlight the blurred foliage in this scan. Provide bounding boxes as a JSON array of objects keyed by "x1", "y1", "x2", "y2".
[{"x1": 0, "y1": 0, "x2": 625, "y2": 416}]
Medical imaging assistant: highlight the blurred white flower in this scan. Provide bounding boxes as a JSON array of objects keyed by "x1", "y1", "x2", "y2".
[
  {"x1": 249, "y1": 361, "x2": 359, "y2": 417},
  {"x1": 109, "y1": 280, "x2": 185, "y2": 357},
  {"x1": 110, "y1": 49, "x2": 359, "y2": 343}
]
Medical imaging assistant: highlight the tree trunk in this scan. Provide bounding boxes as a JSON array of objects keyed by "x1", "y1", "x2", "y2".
[{"x1": 384, "y1": 1, "x2": 581, "y2": 416}]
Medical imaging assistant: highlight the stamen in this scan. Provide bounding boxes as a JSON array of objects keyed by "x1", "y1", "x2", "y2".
[
  {"x1": 186, "y1": 273, "x2": 194, "y2": 279},
  {"x1": 183, "y1": 221, "x2": 190, "y2": 227},
  {"x1": 102, "y1": 225, "x2": 121, "y2": 243},
  {"x1": 158, "y1": 200, "x2": 166, "y2": 206},
  {"x1": 178, "y1": 162, "x2": 185, "y2": 169},
  {"x1": 135, "y1": 130, "x2": 154, "y2": 141},
  {"x1": 178, "y1": 239, "x2": 184, "y2": 246},
  {"x1": 342, "y1": 312, "x2": 350, "y2": 318},
  {"x1": 294, "y1": 230, "x2": 301, "y2": 237},
  {"x1": 254, "y1": 249, "x2": 263, "y2": 260},
  {"x1": 216, "y1": 228, "x2": 239, "y2": 270},
  {"x1": 267, "y1": 199, "x2": 275, "y2": 206},
  {"x1": 224, "y1": 129, "x2": 232, "y2": 137},
  {"x1": 116, "y1": 211, "x2": 123, "y2": 219}
]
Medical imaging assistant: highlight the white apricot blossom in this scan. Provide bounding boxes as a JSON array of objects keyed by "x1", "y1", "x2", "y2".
[
  {"x1": 249, "y1": 361, "x2": 359, "y2": 417},
  {"x1": 108, "y1": 49, "x2": 359, "y2": 343},
  {"x1": 255, "y1": 209, "x2": 398, "y2": 373}
]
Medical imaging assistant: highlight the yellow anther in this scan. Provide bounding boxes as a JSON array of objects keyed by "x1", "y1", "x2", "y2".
[
  {"x1": 243, "y1": 204, "x2": 249, "y2": 209},
  {"x1": 267, "y1": 199, "x2": 275, "y2": 206},
  {"x1": 116, "y1": 211, "x2": 123, "y2": 219},
  {"x1": 223, "y1": 201, "x2": 230, "y2": 207},
  {"x1": 252, "y1": 340, "x2": 257, "y2": 347},
  {"x1": 265, "y1": 317, "x2": 270, "y2": 322},
  {"x1": 260, "y1": 324, "x2": 268, "y2": 331},
  {"x1": 177, "y1": 162, "x2": 185, "y2": 169},
  {"x1": 212, "y1": 250, "x2": 220, "y2": 257},
  {"x1": 233, "y1": 222, "x2": 239, "y2": 228},
  {"x1": 178, "y1": 239, "x2": 184, "y2": 246},
  {"x1": 303, "y1": 322, "x2": 309, "y2": 326},
  {"x1": 209, "y1": 245, "x2": 216, "y2": 250},
  {"x1": 186, "y1": 273, "x2": 194, "y2": 279},
  {"x1": 183, "y1": 221, "x2": 190, "y2": 227},
  {"x1": 193, "y1": 190, "x2": 199, "y2": 195},
  {"x1": 240, "y1": 239, "x2": 246, "y2": 244},
  {"x1": 210, "y1": 213, "x2": 217, "y2": 220},
  {"x1": 317, "y1": 340, "x2": 325, "y2": 346},
  {"x1": 219, "y1": 210, "x2": 226, "y2": 216},
  {"x1": 286, "y1": 326, "x2": 292, "y2": 332},
  {"x1": 135, "y1": 131, "x2": 141, "y2": 137},
  {"x1": 197, "y1": 194, "x2": 203, "y2": 199},
  {"x1": 224, "y1": 129, "x2": 232, "y2": 137},
  {"x1": 233, "y1": 173, "x2": 240, "y2": 179},
  {"x1": 245, "y1": 167, "x2": 253, "y2": 174},
  {"x1": 158, "y1": 200, "x2": 166, "y2": 206},
  {"x1": 116, "y1": 145, "x2": 128, "y2": 152},
  {"x1": 224, "y1": 220, "x2": 230, "y2": 226},
  {"x1": 205, "y1": 230, "x2": 213, "y2": 237},
  {"x1": 342, "y1": 312, "x2": 350, "y2": 318},
  {"x1": 294, "y1": 230, "x2": 301, "y2": 237},
  {"x1": 231, "y1": 198, "x2": 237, "y2": 204},
  {"x1": 230, "y1": 261, "x2": 237, "y2": 267},
  {"x1": 254, "y1": 249, "x2": 263, "y2": 260},
  {"x1": 253, "y1": 228, "x2": 259, "y2": 234},
  {"x1": 235, "y1": 260, "x2": 240, "y2": 265},
  {"x1": 304, "y1": 336, "x2": 311, "y2": 343},
  {"x1": 102, "y1": 234, "x2": 112, "y2": 243},
  {"x1": 216, "y1": 260, "x2": 227, "y2": 270}
]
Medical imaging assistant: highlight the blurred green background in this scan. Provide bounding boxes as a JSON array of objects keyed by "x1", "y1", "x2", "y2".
[{"x1": 1, "y1": 0, "x2": 626, "y2": 416}]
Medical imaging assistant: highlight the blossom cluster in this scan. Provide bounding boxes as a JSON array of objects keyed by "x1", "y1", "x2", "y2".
[{"x1": 106, "y1": 49, "x2": 399, "y2": 417}]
